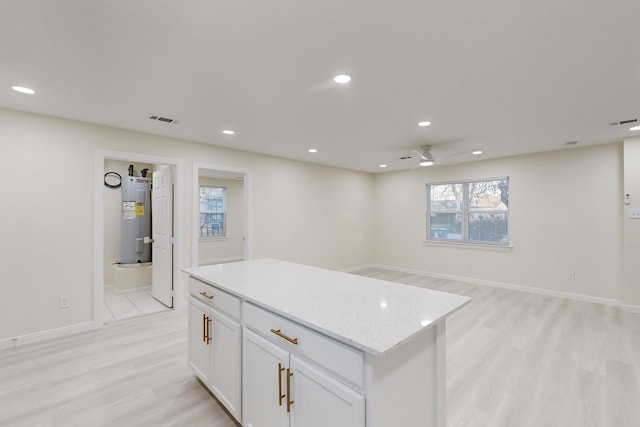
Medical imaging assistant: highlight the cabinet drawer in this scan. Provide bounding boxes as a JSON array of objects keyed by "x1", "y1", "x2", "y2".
[
  {"x1": 189, "y1": 277, "x2": 241, "y2": 320},
  {"x1": 243, "y1": 302, "x2": 364, "y2": 388}
]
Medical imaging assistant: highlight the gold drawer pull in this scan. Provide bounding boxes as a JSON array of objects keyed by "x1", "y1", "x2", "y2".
[
  {"x1": 199, "y1": 291, "x2": 214, "y2": 300},
  {"x1": 270, "y1": 329, "x2": 298, "y2": 345}
]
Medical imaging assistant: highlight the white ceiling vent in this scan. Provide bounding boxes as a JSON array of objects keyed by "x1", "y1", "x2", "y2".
[
  {"x1": 149, "y1": 115, "x2": 178, "y2": 124},
  {"x1": 609, "y1": 118, "x2": 639, "y2": 126}
]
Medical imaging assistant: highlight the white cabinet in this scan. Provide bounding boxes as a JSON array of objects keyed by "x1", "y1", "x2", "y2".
[
  {"x1": 185, "y1": 259, "x2": 468, "y2": 427},
  {"x1": 242, "y1": 328, "x2": 290, "y2": 427},
  {"x1": 242, "y1": 328, "x2": 365, "y2": 427},
  {"x1": 188, "y1": 297, "x2": 211, "y2": 383},
  {"x1": 188, "y1": 278, "x2": 241, "y2": 422}
]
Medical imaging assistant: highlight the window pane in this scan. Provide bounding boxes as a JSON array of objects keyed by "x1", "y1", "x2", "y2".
[
  {"x1": 430, "y1": 183, "x2": 463, "y2": 211},
  {"x1": 468, "y1": 213, "x2": 508, "y2": 243},
  {"x1": 201, "y1": 212, "x2": 225, "y2": 237},
  {"x1": 429, "y1": 213, "x2": 462, "y2": 240},
  {"x1": 468, "y1": 179, "x2": 508, "y2": 211},
  {"x1": 200, "y1": 186, "x2": 226, "y2": 237}
]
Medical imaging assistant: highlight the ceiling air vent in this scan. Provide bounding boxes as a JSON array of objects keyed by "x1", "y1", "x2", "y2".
[
  {"x1": 149, "y1": 115, "x2": 178, "y2": 124},
  {"x1": 609, "y1": 118, "x2": 639, "y2": 126}
]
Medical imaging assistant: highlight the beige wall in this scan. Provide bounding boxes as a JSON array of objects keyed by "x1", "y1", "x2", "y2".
[
  {"x1": 0, "y1": 106, "x2": 635, "y2": 342},
  {"x1": 373, "y1": 143, "x2": 624, "y2": 301},
  {"x1": 198, "y1": 177, "x2": 244, "y2": 264},
  {"x1": 0, "y1": 108, "x2": 375, "y2": 340}
]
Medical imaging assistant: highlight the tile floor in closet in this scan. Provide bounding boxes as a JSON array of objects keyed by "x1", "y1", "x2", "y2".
[{"x1": 103, "y1": 285, "x2": 169, "y2": 322}]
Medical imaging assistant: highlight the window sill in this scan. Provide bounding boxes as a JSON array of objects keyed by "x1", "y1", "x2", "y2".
[
  {"x1": 423, "y1": 240, "x2": 513, "y2": 252},
  {"x1": 200, "y1": 237, "x2": 228, "y2": 242}
]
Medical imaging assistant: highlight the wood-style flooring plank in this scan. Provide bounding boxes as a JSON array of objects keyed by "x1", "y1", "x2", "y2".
[
  {"x1": 1, "y1": 268, "x2": 639, "y2": 426},
  {"x1": 0, "y1": 309, "x2": 239, "y2": 427}
]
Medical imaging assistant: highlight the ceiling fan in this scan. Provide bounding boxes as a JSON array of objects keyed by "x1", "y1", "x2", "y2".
[
  {"x1": 410, "y1": 145, "x2": 435, "y2": 167},
  {"x1": 403, "y1": 142, "x2": 477, "y2": 168}
]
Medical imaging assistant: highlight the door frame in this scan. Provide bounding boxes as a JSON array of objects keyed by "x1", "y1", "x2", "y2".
[
  {"x1": 192, "y1": 162, "x2": 252, "y2": 266},
  {"x1": 93, "y1": 149, "x2": 184, "y2": 326}
]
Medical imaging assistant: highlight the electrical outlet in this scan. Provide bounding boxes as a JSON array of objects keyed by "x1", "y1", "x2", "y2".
[
  {"x1": 568, "y1": 271, "x2": 575, "y2": 281},
  {"x1": 59, "y1": 296, "x2": 71, "y2": 309},
  {"x1": 628, "y1": 209, "x2": 640, "y2": 219}
]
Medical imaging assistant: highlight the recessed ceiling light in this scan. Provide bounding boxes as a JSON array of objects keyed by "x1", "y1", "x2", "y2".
[
  {"x1": 379, "y1": 164, "x2": 387, "y2": 168},
  {"x1": 630, "y1": 125, "x2": 640, "y2": 131},
  {"x1": 222, "y1": 130, "x2": 235, "y2": 135},
  {"x1": 333, "y1": 74, "x2": 351, "y2": 84},
  {"x1": 308, "y1": 148, "x2": 318, "y2": 153},
  {"x1": 419, "y1": 160, "x2": 434, "y2": 167},
  {"x1": 418, "y1": 121, "x2": 431, "y2": 127},
  {"x1": 472, "y1": 150, "x2": 483, "y2": 155},
  {"x1": 11, "y1": 85, "x2": 35, "y2": 95}
]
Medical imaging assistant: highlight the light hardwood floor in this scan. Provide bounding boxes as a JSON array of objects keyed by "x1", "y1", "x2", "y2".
[
  {"x1": 0, "y1": 309, "x2": 239, "y2": 427},
  {"x1": 1, "y1": 268, "x2": 639, "y2": 426}
]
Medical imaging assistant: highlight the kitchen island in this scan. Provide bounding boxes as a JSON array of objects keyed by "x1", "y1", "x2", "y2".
[{"x1": 184, "y1": 259, "x2": 470, "y2": 427}]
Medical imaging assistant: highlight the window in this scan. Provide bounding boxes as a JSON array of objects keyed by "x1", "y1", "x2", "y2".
[
  {"x1": 427, "y1": 177, "x2": 509, "y2": 245},
  {"x1": 200, "y1": 186, "x2": 226, "y2": 238}
]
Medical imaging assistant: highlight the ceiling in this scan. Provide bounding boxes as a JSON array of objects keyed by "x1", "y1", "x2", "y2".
[{"x1": 2, "y1": 0, "x2": 640, "y2": 173}]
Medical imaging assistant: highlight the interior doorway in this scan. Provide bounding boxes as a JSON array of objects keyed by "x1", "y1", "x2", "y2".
[
  {"x1": 192, "y1": 162, "x2": 252, "y2": 266},
  {"x1": 94, "y1": 149, "x2": 184, "y2": 327}
]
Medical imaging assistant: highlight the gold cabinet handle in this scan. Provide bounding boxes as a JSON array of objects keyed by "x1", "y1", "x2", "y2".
[
  {"x1": 278, "y1": 363, "x2": 286, "y2": 406},
  {"x1": 202, "y1": 314, "x2": 207, "y2": 343},
  {"x1": 286, "y1": 368, "x2": 294, "y2": 413},
  {"x1": 199, "y1": 291, "x2": 214, "y2": 300},
  {"x1": 270, "y1": 329, "x2": 299, "y2": 345},
  {"x1": 206, "y1": 315, "x2": 212, "y2": 344}
]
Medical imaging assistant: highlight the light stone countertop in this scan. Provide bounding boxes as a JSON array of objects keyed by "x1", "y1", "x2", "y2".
[{"x1": 183, "y1": 258, "x2": 471, "y2": 356}]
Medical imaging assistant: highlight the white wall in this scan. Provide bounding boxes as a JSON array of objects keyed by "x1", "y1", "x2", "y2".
[
  {"x1": 0, "y1": 108, "x2": 375, "y2": 341},
  {"x1": 373, "y1": 143, "x2": 624, "y2": 301},
  {"x1": 198, "y1": 177, "x2": 244, "y2": 264}
]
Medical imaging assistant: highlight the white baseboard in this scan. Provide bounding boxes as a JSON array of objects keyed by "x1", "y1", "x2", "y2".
[
  {"x1": 348, "y1": 263, "x2": 622, "y2": 307},
  {"x1": 622, "y1": 304, "x2": 640, "y2": 313},
  {"x1": 0, "y1": 321, "x2": 100, "y2": 350},
  {"x1": 105, "y1": 284, "x2": 152, "y2": 294}
]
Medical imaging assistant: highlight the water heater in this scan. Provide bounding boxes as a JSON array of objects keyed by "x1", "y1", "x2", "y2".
[{"x1": 121, "y1": 174, "x2": 152, "y2": 264}]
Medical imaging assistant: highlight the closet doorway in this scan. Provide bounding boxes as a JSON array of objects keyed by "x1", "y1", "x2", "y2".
[
  {"x1": 94, "y1": 150, "x2": 184, "y2": 326},
  {"x1": 192, "y1": 162, "x2": 252, "y2": 267}
]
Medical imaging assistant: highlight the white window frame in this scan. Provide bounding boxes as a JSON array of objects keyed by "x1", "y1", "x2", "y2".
[
  {"x1": 426, "y1": 177, "x2": 509, "y2": 246},
  {"x1": 199, "y1": 185, "x2": 227, "y2": 239}
]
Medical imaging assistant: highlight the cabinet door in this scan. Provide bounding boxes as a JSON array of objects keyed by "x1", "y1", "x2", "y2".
[
  {"x1": 209, "y1": 308, "x2": 241, "y2": 421},
  {"x1": 188, "y1": 297, "x2": 210, "y2": 383},
  {"x1": 289, "y1": 355, "x2": 365, "y2": 427},
  {"x1": 243, "y1": 328, "x2": 290, "y2": 427}
]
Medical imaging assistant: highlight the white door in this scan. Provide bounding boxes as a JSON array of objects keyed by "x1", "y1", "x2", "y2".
[
  {"x1": 289, "y1": 355, "x2": 365, "y2": 427},
  {"x1": 242, "y1": 329, "x2": 290, "y2": 427},
  {"x1": 152, "y1": 166, "x2": 173, "y2": 307}
]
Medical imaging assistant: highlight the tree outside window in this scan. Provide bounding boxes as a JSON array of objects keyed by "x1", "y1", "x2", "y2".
[{"x1": 427, "y1": 178, "x2": 509, "y2": 245}]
